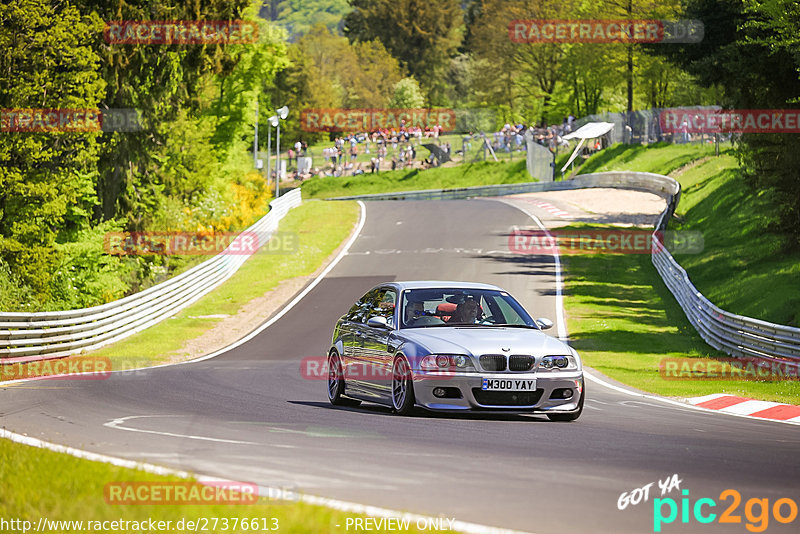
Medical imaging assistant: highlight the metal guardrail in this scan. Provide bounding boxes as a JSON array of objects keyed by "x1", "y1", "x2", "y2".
[
  {"x1": 0, "y1": 189, "x2": 303, "y2": 363},
  {"x1": 331, "y1": 172, "x2": 800, "y2": 364},
  {"x1": 328, "y1": 171, "x2": 679, "y2": 203}
]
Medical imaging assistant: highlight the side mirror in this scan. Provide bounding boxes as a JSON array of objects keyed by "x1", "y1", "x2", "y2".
[
  {"x1": 535, "y1": 318, "x2": 554, "y2": 330},
  {"x1": 367, "y1": 316, "x2": 389, "y2": 329}
]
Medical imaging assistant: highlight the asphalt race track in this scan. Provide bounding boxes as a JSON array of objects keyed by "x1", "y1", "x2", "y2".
[{"x1": 2, "y1": 199, "x2": 799, "y2": 534}]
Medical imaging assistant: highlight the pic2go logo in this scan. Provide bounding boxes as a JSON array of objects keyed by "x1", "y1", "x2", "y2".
[{"x1": 653, "y1": 489, "x2": 798, "y2": 532}]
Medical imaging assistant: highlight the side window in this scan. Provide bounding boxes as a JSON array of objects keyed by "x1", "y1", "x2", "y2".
[
  {"x1": 346, "y1": 289, "x2": 379, "y2": 323},
  {"x1": 344, "y1": 300, "x2": 363, "y2": 322},
  {"x1": 368, "y1": 288, "x2": 397, "y2": 325}
]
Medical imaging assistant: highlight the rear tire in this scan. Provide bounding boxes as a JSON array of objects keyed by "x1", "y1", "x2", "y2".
[
  {"x1": 547, "y1": 384, "x2": 584, "y2": 422},
  {"x1": 327, "y1": 352, "x2": 361, "y2": 407},
  {"x1": 391, "y1": 356, "x2": 416, "y2": 415}
]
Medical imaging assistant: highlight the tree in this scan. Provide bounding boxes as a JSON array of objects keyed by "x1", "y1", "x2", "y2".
[
  {"x1": 73, "y1": 0, "x2": 254, "y2": 222},
  {"x1": 0, "y1": 0, "x2": 290, "y2": 309},
  {"x1": 272, "y1": 25, "x2": 403, "y2": 142},
  {"x1": 656, "y1": 0, "x2": 800, "y2": 248},
  {"x1": 595, "y1": 0, "x2": 682, "y2": 116},
  {"x1": 389, "y1": 78, "x2": 426, "y2": 109},
  {"x1": 0, "y1": 0, "x2": 105, "y2": 299},
  {"x1": 264, "y1": 0, "x2": 351, "y2": 39},
  {"x1": 343, "y1": 0, "x2": 462, "y2": 105},
  {"x1": 559, "y1": 43, "x2": 624, "y2": 117},
  {"x1": 468, "y1": 0, "x2": 578, "y2": 124}
]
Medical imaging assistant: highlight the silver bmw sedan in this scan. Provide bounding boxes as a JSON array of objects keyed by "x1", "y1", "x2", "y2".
[{"x1": 326, "y1": 281, "x2": 584, "y2": 421}]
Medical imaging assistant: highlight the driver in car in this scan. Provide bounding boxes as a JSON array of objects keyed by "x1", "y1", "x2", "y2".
[{"x1": 447, "y1": 298, "x2": 482, "y2": 324}]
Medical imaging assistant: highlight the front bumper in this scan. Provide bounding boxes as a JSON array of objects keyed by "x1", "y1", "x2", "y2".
[{"x1": 412, "y1": 370, "x2": 584, "y2": 413}]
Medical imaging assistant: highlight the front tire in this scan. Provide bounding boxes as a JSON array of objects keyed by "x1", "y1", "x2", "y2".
[
  {"x1": 391, "y1": 356, "x2": 416, "y2": 415},
  {"x1": 546, "y1": 383, "x2": 584, "y2": 422},
  {"x1": 327, "y1": 351, "x2": 361, "y2": 407}
]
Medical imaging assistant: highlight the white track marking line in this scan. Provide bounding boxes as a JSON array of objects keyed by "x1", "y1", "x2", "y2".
[
  {"x1": 103, "y1": 415, "x2": 258, "y2": 445},
  {"x1": 0, "y1": 426, "x2": 533, "y2": 534},
  {"x1": 1, "y1": 200, "x2": 535, "y2": 533},
  {"x1": 490, "y1": 199, "x2": 567, "y2": 340},
  {"x1": 583, "y1": 359, "x2": 800, "y2": 425},
  {"x1": 489, "y1": 197, "x2": 800, "y2": 427},
  {"x1": 718, "y1": 400, "x2": 779, "y2": 415}
]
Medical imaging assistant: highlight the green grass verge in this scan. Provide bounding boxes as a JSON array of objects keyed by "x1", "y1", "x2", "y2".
[
  {"x1": 562, "y1": 233, "x2": 800, "y2": 404},
  {"x1": 2, "y1": 201, "x2": 359, "y2": 379},
  {"x1": 302, "y1": 160, "x2": 532, "y2": 199},
  {"x1": 0, "y1": 437, "x2": 446, "y2": 533},
  {"x1": 572, "y1": 142, "x2": 800, "y2": 326}
]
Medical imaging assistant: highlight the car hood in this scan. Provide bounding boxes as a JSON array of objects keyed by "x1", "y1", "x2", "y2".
[{"x1": 398, "y1": 327, "x2": 570, "y2": 356}]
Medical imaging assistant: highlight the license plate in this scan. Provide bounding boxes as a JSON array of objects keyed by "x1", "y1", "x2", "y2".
[{"x1": 481, "y1": 378, "x2": 536, "y2": 391}]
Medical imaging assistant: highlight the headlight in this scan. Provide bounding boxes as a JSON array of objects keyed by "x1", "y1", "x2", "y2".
[
  {"x1": 539, "y1": 355, "x2": 577, "y2": 370},
  {"x1": 419, "y1": 354, "x2": 474, "y2": 370}
]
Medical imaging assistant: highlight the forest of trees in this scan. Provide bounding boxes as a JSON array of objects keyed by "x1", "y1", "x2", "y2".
[
  {"x1": 1, "y1": 0, "x2": 287, "y2": 310},
  {"x1": 1, "y1": 0, "x2": 798, "y2": 311}
]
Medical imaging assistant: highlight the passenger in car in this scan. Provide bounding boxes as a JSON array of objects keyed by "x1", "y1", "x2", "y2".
[{"x1": 405, "y1": 300, "x2": 426, "y2": 325}]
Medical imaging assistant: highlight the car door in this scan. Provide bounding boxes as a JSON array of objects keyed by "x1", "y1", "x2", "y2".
[
  {"x1": 360, "y1": 287, "x2": 398, "y2": 395},
  {"x1": 337, "y1": 299, "x2": 365, "y2": 363},
  {"x1": 343, "y1": 289, "x2": 381, "y2": 396}
]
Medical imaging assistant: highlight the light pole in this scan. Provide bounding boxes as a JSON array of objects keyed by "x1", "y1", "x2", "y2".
[
  {"x1": 266, "y1": 117, "x2": 273, "y2": 187},
  {"x1": 272, "y1": 106, "x2": 289, "y2": 198},
  {"x1": 253, "y1": 100, "x2": 259, "y2": 169},
  {"x1": 268, "y1": 115, "x2": 278, "y2": 193}
]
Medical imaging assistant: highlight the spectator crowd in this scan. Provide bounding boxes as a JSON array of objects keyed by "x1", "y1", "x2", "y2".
[{"x1": 277, "y1": 114, "x2": 580, "y2": 182}]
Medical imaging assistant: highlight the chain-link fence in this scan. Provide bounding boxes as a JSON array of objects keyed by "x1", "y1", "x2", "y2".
[{"x1": 573, "y1": 106, "x2": 725, "y2": 145}]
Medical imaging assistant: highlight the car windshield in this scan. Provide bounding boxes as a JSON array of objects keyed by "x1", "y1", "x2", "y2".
[{"x1": 400, "y1": 288, "x2": 537, "y2": 329}]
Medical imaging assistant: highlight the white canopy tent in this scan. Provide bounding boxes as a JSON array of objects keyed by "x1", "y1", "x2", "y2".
[{"x1": 560, "y1": 121, "x2": 615, "y2": 172}]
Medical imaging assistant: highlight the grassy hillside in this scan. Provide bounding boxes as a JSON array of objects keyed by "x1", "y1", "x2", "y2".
[
  {"x1": 562, "y1": 224, "x2": 800, "y2": 403},
  {"x1": 573, "y1": 142, "x2": 800, "y2": 326},
  {"x1": 562, "y1": 142, "x2": 800, "y2": 403},
  {"x1": 575, "y1": 141, "x2": 720, "y2": 175},
  {"x1": 669, "y1": 157, "x2": 800, "y2": 326}
]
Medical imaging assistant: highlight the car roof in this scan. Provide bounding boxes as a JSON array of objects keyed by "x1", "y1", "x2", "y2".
[{"x1": 376, "y1": 281, "x2": 505, "y2": 292}]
